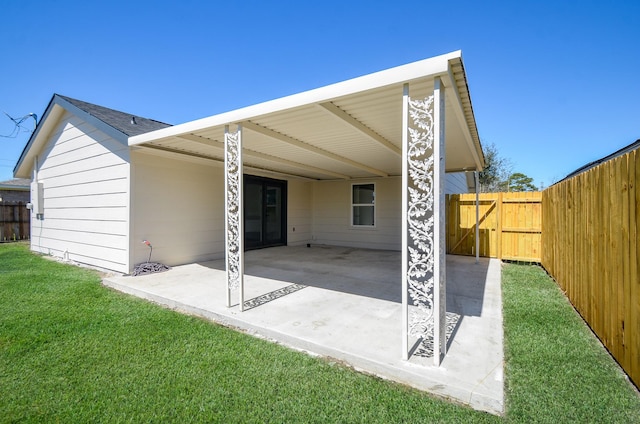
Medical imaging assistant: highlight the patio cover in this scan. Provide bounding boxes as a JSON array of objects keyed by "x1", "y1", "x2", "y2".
[{"x1": 128, "y1": 50, "x2": 483, "y2": 179}]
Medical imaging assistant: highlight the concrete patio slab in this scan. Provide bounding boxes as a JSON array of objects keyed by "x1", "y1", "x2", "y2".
[{"x1": 103, "y1": 246, "x2": 503, "y2": 414}]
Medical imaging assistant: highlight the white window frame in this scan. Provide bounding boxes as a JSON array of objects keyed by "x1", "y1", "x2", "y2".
[{"x1": 351, "y1": 182, "x2": 376, "y2": 228}]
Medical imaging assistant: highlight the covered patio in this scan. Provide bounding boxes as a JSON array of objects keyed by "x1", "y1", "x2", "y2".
[
  {"x1": 128, "y1": 51, "x2": 486, "y2": 372},
  {"x1": 103, "y1": 246, "x2": 503, "y2": 414}
]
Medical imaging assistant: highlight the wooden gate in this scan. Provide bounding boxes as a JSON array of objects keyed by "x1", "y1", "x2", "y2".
[{"x1": 446, "y1": 192, "x2": 542, "y2": 261}]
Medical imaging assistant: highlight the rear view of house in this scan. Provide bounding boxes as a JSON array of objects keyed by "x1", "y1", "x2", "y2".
[
  {"x1": 15, "y1": 51, "x2": 483, "y2": 277},
  {"x1": 14, "y1": 50, "x2": 488, "y2": 385}
]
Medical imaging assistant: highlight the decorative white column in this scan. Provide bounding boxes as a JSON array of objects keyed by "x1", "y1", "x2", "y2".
[
  {"x1": 401, "y1": 78, "x2": 447, "y2": 365},
  {"x1": 433, "y1": 77, "x2": 446, "y2": 365},
  {"x1": 401, "y1": 84, "x2": 410, "y2": 360},
  {"x1": 224, "y1": 124, "x2": 244, "y2": 311}
]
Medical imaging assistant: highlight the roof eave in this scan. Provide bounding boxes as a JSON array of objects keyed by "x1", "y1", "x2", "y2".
[
  {"x1": 447, "y1": 54, "x2": 485, "y2": 170},
  {"x1": 13, "y1": 95, "x2": 62, "y2": 179},
  {"x1": 0, "y1": 184, "x2": 30, "y2": 190},
  {"x1": 13, "y1": 94, "x2": 130, "y2": 178}
]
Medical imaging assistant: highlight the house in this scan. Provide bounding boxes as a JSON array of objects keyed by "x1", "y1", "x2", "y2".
[
  {"x1": 14, "y1": 50, "x2": 484, "y2": 362},
  {"x1": 557, "y1": 138, "x2": 640, "y2": 183},
  {"x1": 0, "y1": 178, "x2": 30, "y2": 203},
  {"x1": 13, "y1": 95, "x2": 170, "y2": 270}
]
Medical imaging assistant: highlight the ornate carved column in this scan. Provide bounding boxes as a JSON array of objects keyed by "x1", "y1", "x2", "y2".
[
  {"x1": 433, "y1": 77, "x2": 446, "y2": 365},
  {"x1": 225, "y1": 124, "x2": 244, "y2": 310},
  {"x1": 401, "y1": 79, "x2": 446, "y2": 365}
]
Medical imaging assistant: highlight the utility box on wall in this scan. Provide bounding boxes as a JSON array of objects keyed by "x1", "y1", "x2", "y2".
[{"x1": 30, "y1": 182, "x2": 43, "y2": 216}]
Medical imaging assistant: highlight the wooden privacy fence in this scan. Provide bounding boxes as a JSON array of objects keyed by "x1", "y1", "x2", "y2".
[
  {"x1": 542, "y1": 149, "x2": 639, "y2": 389},
  {"x1": 446, "y1": 191, "x2": 542, "y2": 261},
  {"x1": 0, "y1": 202, "x2": 30, "y2": 242}
]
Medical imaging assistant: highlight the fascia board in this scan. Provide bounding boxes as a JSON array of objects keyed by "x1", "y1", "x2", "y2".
[
  {"x1": 129, "y1": 51, "x2": 461, "y2": 146},
  {"x1": 445, "y1": 60, "x2": 484, "y2": 171}
]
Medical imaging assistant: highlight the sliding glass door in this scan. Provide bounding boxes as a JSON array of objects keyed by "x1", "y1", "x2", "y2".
[{"x1": 244, "y1": 175, "x2": 287, "y2": 249}]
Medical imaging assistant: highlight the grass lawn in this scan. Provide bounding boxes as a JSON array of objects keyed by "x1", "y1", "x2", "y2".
[
  {"x1": 502, "y1": 263, "x2": 640, "y2": 423},
  {"x1": 1, "y1": 243, "x2": 638, "y2": 422},
  {"x1": 0, "y1": 243, "x2": 496, "y2": 423}
]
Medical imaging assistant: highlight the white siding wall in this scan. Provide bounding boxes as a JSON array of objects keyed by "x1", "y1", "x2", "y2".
[
  {"x1": 306, "y1": 173, "x2": 471, "y2": 251},
  {"x1": 130, "y1": 151, "x2": 225, "y2": 269},
  {"x1": 31, "y1": 112, "x2": 130, "y2": 272},
  {"x1": 286, "y1": 179, "x2": 312, "y2": 246},
  {"x1": 28, "y1": 114, "x2": 474, "y2": 271},
  {"x1": 445, "y1": 172, "x2": 471, "y2": 194},
  {"x1": 310, "y1": 177, "x2": 401, "y2": 250}
]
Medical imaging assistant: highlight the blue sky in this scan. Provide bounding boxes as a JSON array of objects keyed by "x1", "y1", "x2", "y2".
[{"x1": 1, "y1": 0, "x2": 638, "y2": 188}]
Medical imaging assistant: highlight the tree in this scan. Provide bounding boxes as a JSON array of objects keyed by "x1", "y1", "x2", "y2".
[
  {"x1": 478, "y1": 143, "x2": 538, "y2": 192},
  {"x1": 478, "y1": 142, "x2": 512, "y2": 192},
  {"x1": 505, "y1": 172, "x2": 538, "y2": 191}
]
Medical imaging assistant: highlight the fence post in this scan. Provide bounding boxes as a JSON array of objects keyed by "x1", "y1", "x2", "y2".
[
  {"x1": 475, "y1": 171, "x2": 479, "y2": 263},
  {"x1": 496, "y1": 192, "x2": 503, "y2": 259}
]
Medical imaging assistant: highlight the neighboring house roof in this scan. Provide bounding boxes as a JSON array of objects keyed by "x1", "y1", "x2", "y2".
[
  {"x1": 13, "y1": 94, "x2": 172, "y2": 178},
  {"x1": 557, "y1": 138, "x2": 640, "y2": 184},
  {"x1": 0, "y1": 178, "x2": 30, "y2": 190}
]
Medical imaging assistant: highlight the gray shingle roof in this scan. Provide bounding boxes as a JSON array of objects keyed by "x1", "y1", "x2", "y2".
[
  {"x1": 57, "y1": 95, "x2": 172, "y2": 137},
  {"x1": 0, "y1": 178, "x2": 30, "y2": 189}
]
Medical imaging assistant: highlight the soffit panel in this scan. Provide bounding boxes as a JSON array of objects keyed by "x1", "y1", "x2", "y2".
[
  {"x1": 167, "y1": 89, "x2": 471, "y2": 177},
  {"x1": 146, "y1": 137, "x2": 338, "y2": 180},
  {"x1": 242, "y1": 108, "x2": 400, "y2": 176},
  {"x1": 134, "y1": 55, "x2": 482, "y2": 178},
  {"x1": 240, "y1": 133, "x2": 388, "y2": 177}
]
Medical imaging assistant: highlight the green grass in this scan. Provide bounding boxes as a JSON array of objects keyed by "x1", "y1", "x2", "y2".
[
  {"x1": 0, "y1": 243, "x2": 495, "y2": 423},
  {"x1": 503, "y1": 263, "x2": 640, "y2": 423},
  {"x1": 1, "y1": 243, "x2": 638, "y2": 423}
]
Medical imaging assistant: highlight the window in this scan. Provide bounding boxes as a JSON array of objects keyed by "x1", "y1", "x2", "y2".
[{"x1": 352, "y1": 183, "x2": 375, "y2": 226}]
